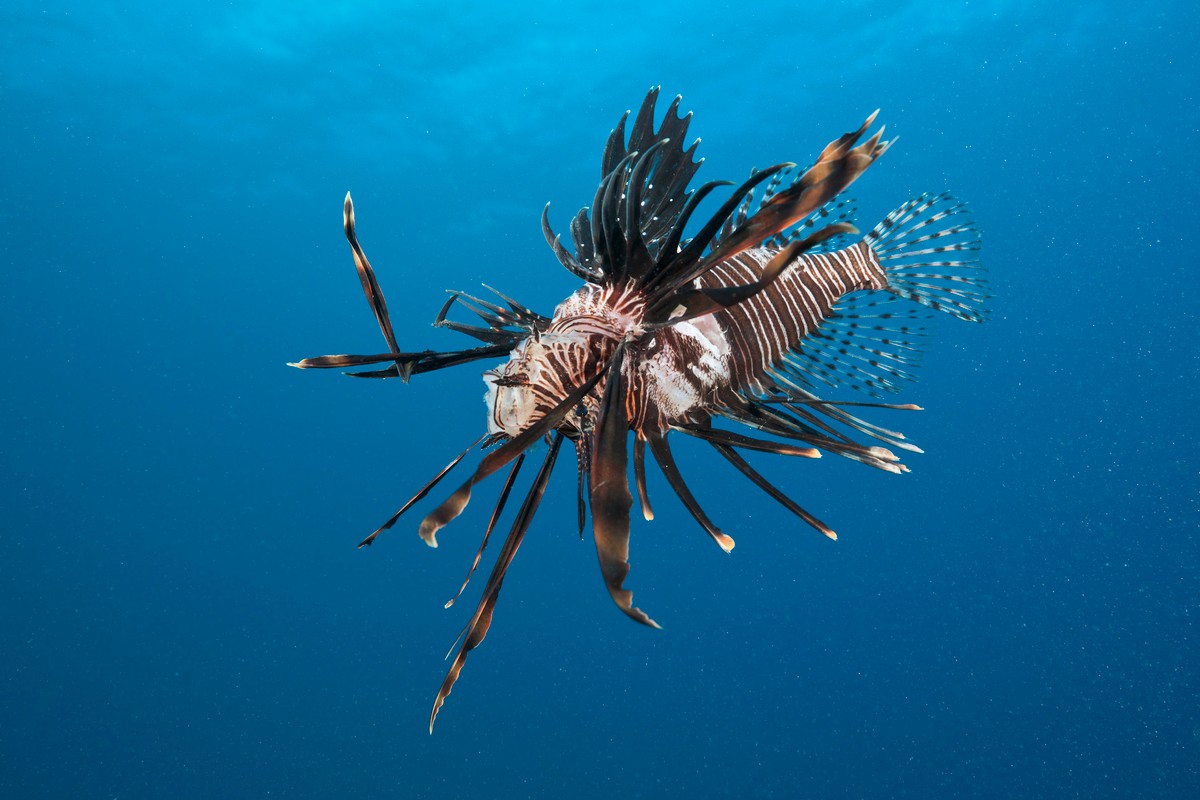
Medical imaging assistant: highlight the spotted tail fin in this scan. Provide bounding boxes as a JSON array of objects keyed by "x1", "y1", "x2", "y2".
[{"x1": 865, "y1": 192, "x2": 987, "y2": 322}]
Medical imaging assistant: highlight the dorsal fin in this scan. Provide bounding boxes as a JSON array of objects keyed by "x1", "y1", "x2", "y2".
[
  {"x1": 542, "y1": 88, "x2": 702, "y2": 283},
  {"x1": 542, "y1": 93, "x2": 891, "y2": 312}
]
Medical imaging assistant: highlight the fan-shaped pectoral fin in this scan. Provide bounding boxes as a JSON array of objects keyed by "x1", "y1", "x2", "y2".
[{"x1": 590, "y1": 345, "x2": 660, "y2": 628}]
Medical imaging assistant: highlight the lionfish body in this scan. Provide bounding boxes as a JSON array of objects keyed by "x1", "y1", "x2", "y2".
[
  {"x1": 292, "y1": 89, "x2": 987, "y2": 730},
  {"x1": 489, "y1": 240, "x2": 892, "y2": 438}
]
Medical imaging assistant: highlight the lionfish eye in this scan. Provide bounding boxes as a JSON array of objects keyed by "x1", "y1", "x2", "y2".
[{"x1": 575, "y1": 403, "x2": 588, "y2": 418}]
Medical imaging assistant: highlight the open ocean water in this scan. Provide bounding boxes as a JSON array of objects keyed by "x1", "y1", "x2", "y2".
[{"x1": 2, "y1": 1, "x2": 1196, "y2": 797}]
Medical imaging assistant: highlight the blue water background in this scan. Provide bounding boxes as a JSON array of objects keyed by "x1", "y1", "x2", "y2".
[{"x1": 2, "y1": 1, "x2": 1196, "y2": 797}]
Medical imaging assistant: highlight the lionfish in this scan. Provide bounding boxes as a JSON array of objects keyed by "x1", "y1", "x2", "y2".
[{"x1": 291, "y1": 88, "x2": 986, "y2": 731}]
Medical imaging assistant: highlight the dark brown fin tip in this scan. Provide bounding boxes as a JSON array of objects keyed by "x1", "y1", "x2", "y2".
[{"x1": 429, "y1": 434, "x2": 565, "y2": 733}]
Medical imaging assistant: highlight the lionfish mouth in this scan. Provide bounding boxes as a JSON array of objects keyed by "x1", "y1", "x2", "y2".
[{"x1": 289, "y1": 87, "x2": 987, "y2": 731}]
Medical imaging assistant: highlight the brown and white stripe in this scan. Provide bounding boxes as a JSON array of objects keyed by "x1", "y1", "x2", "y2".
[{"x1": 698, "y1": 241, "x2": 887, "y2": 396}]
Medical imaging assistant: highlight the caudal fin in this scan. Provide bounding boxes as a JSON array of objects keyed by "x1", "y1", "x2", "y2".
[{"x1": 865, "y1": 192, "x2": 988, "y2": 323}]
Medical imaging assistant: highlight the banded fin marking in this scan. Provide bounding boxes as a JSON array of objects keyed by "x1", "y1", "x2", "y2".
[
  {"x1": 771, "y1": 291, "x2": 928, "y2": 398},
  {"x1": 866, "y1": 192, "x2": 988, "y2": 323},
  {"x1": 765, "y1": 197, "x2": 858, "y2": 252}
]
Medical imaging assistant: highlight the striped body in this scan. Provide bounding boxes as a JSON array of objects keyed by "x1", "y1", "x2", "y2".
[
  {"x1": 485, "y1": 240, "x2": 887, "y2": 437},
  {"x1": 694, "y1": 240, "x2": 886, "y2": 396}
]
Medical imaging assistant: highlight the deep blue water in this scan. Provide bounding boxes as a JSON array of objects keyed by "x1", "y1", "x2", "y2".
[{"x1": 2, "y1": 1, "x2": 1197, "y2": 797}]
